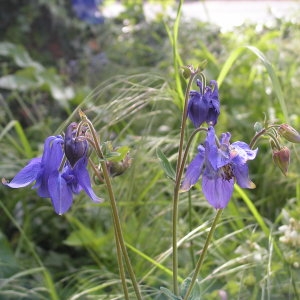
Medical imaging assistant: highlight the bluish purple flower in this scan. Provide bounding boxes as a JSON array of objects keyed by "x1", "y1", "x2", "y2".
[
  {"x1": 187, "y1": 79, "x2": 220, "y2": 128},
  {"x1": 64, "y1": 122, "x2": 88, "y2": 167},
  {"x1": 181, "y1": 126, "x2": 257, "y2": 209},
  {"x1": 72, "y1": 0, "x2": 104, "y2": 24},
  {"x1": 2, "y1": 127, "x2": 103, "y2": 215},
  {"x1": 2, "y1": 135, "x2": 64, "y2": 198},
  {"x1": 49, "y1": 156, "x2": 103, "y2": 215}
]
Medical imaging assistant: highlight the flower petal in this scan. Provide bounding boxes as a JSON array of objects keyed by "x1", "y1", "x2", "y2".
[
  {"x1": 206, "y1": 80, "x2": 220, "y2": 126},
  {"x1": 205, "y1": 126, "x2": 219, "y2": 170},
  {"x1": 232, "y1": 141, "x2": 258, "y2": 161},
  {"x1": 187, "y1": 91, "x2": 208, "y2": 128},
  {"x1": 232, "y1": 163, "x2": 256, "y2": 189},
  {"x1": 74, "y1": 157, "x2": 103, "y2": 203},
  {"x1": 48, "y1": 170, "x2": 73, "y2": 215},
  {"x1": 64, "y1": 123, "x2": 88, "y2": 167},
  {"x1": 180, "y1": 151, "x2": 205, "y2": 192},
  {"x1": 202, "y1": 176, "x2": 234, "y2": 209},
  {"x1": 34, "y1": 136, "x2": 64, "y2": 197},
  {"x1": 2, "y1": 157, "x2": 41, "y2": 188}
]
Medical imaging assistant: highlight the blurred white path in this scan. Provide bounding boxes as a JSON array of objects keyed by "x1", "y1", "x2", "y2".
[{"x1": 103, "y1": 1, "x2": 300, "y2": 30}]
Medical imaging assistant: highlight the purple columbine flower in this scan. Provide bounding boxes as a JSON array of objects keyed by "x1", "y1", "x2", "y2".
[
  {"x1": 64, "y1": 122, "x2": 88, "y2": 167},
  {"x1": 2, "y1": 126, "x2": 103, "y2": 215},
  {"x1": 2, "y1": 135, "x2": 64, "y2": 198},
  {"x1": 48, "y1": 155, "x2": 102, "y2": 215},
  {"x1": 187, "y1": 79, "x2": 220, "y2": 128},
  {"x1": 181, "y1": 126, "x2": 257, "y2": 209},
  {"x1": 72, "y1": 0, "x2": 104, "y2": 25}
]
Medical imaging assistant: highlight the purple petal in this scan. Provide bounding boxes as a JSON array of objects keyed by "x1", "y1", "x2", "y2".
[
  {"x1": 180, "y1": 152, "x2": 205, "y2": 192},
  {"x1": 232, "y1": 141, "x2": 258, "y2": 161},
  {"x1": 232, "y1": 163, "x2": 256, "y2": 189},
  {"x1": 202, "y1": 176, "x2": 234, "y2": 209},
  {"x1": 64, "y1": 123, "x2": 88, "y2": 167},
  {"x1": 34, "y1": 137, "x2": 64, "y2": 197},
  {"x1": 3, "y1": 157, "x2": 42, "y2": 188},
  {"x1": 205, "y1": 126, "x2": 219, "y2": 170},
  {"x1": 187, "y1": 91, "x2": 208, "y2": 128},
  {"x1": 48, "y1": 170, "x2": 73, "y2": 215},
  {"x1": 74, "y1": 158, "x2": 103, "y2": 203},
  {"x1": 206, "y1": 80, "x2": 220, "y2": 126}
]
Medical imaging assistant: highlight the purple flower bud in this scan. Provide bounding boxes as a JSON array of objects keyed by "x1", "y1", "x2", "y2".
[
  {"x1": 187, "y1": 79, "x2": 220, "y2": 128},
  {"x1": 272, "y1": 146, "x2": 290, "y2": 176},
  {"x1": 64, "y1": 122, "x2": 88, "y2": 168},
  {"x1": 278, "y1": 124, "x2": 300, "y2": 143}
]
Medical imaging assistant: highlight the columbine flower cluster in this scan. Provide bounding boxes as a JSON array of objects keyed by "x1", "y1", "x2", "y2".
[
  {"x1": 181, "y1": 126, "x2": 257, "y2": 208},
  {"x1": 2, "y1": 122, "x2": 102, "y2": 215},
  {"x1": 180, "y1": 74, "x2": 257, "y2": 209}
]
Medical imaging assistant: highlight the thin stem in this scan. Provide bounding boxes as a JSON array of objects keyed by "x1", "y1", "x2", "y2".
[
  {"x1": 249, "y1": 124, "x2": 280, "y2": 149},
  {"x1": 116, "y1": 238, "x2": 130, "y2": 300},
  {"x1": 183, "y1": 209, "x2": 223, "y2": 300},
  {"x1": 90, "y1": 159, "x2": 129, "y2": 299},
  {"x1": 100, "y1": 160, "x2": 142, "y2": 300},
  {"x1": 81, "y1": 114, "x2": 142, "y2": 299},
  {"x1": 172, "y1": 71, "x2": 198, "y2": 295},
  {"x1": 188, "y1": 191, "x2": 196, "y2": 268}
]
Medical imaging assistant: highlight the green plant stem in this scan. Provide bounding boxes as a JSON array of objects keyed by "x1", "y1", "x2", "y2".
[
  {"x1": 249, "y1": 124, "x2": 279, "y2": 149},
  {"x1": 172, "y1": 71, "x2": 198, "y2": 295},
  {"x1": 188, "y1": 191, "x2": 196, "y2": 268},
  {"x1": 89, "y1": 159, "x2": 129, "y2": 299},
  {"x1": 99, "y1": 160, "x2": 142, "y2": 299},
  {"x1": 183, "y1": 209, "x2": 223, "y2": 300},
  {"x1": 82, "y1": 114, "x2": 141, "y2": 300},
  {"x1": 116, "y1": 238, "x2": 130, "y2": 300}
]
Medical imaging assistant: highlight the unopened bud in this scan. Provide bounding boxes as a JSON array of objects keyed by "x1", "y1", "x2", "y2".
[
  {"x1": 278, "y1": 124, "x2": 300, "y2": 143},
  {"x1": 64, "y1": 122, "x2": 88, "y2": 167},
  {"x1": 181, "y1": 66, "x2": 192, "y2": 79},
  {"x1": 272, "y1": 146, "x2": 290, "y2": 176},
  {"x1": 107, "y1": 154, "x2": 132, "y2": 177}
]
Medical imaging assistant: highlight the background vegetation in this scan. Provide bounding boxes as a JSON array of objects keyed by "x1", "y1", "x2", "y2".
[{"x1": 1, "y1": 0, "x2": 300, "y2": 299}]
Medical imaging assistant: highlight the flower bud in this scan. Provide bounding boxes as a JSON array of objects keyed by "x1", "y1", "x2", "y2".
[
  {"x1": 64, "y1": 122, "x2": 88, "y2": 167},
  {"x1": 107, "y1": 154, "x2": 132, "y2": 177},
  {"x1": 278, "y1": 124, "x2": 300, "y2": 143},
  {"x1": 272, "y1": 146, "x2": 290, "y2": 176},
  {"x1": 181, "y1": 66, "x2": 192, "y2": 79}
]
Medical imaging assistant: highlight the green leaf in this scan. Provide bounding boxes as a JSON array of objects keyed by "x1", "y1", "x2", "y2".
[
  {"x1": 0, "y1": 68, "x2": 39, "y2": 91},
  {"x1": 0, "y1": 42, "x2": 43, "y2": 70},
  {"x1": 180, "y1": 277, "x2": 201, "y2": 300},
  {"x1": 156, "y1": 147, "x2": 176, "y2": 181},
  {"x1": 160, "y1": 287, "x2": 181, "y2": 300},
  {"x1": 108, "y1": 146, "x2": 130, "y2": 162}
]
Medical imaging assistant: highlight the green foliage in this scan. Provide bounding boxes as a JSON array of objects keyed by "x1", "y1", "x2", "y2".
[{"x1": 0, "y1": 0, "x2": 300, "y2": 299}]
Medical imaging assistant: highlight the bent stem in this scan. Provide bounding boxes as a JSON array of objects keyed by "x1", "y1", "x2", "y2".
[
  {"x1": 183, "y1": 209, "x2": 223, "y2": 300},
  {"x1": 172, "y1": 71, "x2": 198, "y2": 295}
]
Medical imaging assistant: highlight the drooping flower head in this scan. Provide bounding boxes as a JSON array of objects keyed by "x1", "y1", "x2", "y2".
[
  {"x1": 2, "y1": 123, "x2": 103, "y2": 215},
  {"x1": 181, "y1": 126, "x2": 257, "y2": 209},
  {"x1": 187, "y1": 79, "x2": 220, "y2": 128},
  {"x1": 64, "y1": 122, "x2": 89, "y2": 167}
]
